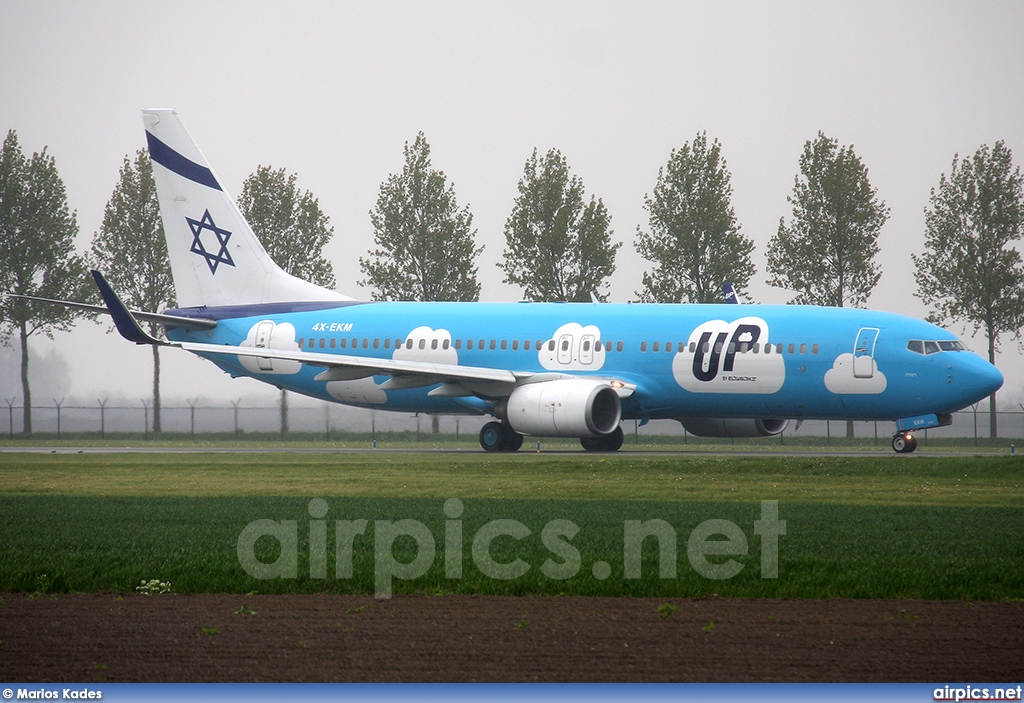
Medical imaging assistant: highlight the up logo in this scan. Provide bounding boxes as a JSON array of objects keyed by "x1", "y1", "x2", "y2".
[{"x1": 672, "y1": 317, "x2": 786, "y2": 394}]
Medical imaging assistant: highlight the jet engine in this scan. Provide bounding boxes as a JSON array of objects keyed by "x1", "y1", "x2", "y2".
[
  {"x1": 678, "y1": 417, "x2": 789, "y2": 438},
  {"x1": 502, "y1": 379, "x2": 622, "y2": 437}
]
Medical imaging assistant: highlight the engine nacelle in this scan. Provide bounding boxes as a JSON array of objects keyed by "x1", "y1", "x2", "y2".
[
  {"x1": 678, "y1": 417, "x2": 789, "y2": 438},
  {"x1": 504, "y1": 379, "x2": 622, "y2": 437}
]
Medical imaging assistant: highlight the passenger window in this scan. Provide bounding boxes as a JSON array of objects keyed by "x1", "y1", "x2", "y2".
[
  {"x1": 665, "y1": 342, "x2": 673, "y2": 353},
  {"x1": 738, "y1": 342, "x2": 748, "y2": 353},
  {"x1": 776, "y1": 343, "x2": 783, "y2": 354},
  {"x1": 480, "y1": 340, "x2": 486, "y2": 350},
  {"x1": 298, "y1": 338, "x2": 305, "y2": 349},
  {"x1": 799, "y1": 343, "x2": 807, "y2": 354},
  {"x1": 442, "y1": 339, "x2": 450, "y2": 350},
  {"x1": 431, "y1": 339, "x2": 438, "y2": 350},
  {"x1": 548, "y1": 340, "x2": 556, "y2": 351},
  {"x1": 714, "y1": 341, "x2": 724, "y2": 354},
  {"x1": 330, "y1": 338, "x2": 337, "y2": 349},
  {"x1": 786, "y1": 343, "x2": 794, "y2": 354},
  {"x1": 501, "y1": 340, "x2": 508, "y2": 350},
  {"x1": 373, "y1": 339, "x2": 380, "y2": 349},
  {"x1": 811, "y1": 343, "x2": 819, "y2": 354},
  {"x1": 455, "y1": 339, "x2": 462, "y2": 350},
  {"x1": 689, "y1": 342, "x2": 697, "y2": 353},
  {"x1": 419, "y1": 339, "x2": 426, "y2": 350},
  {"x1": 652, "y1": 342, "x2": 660, "y2": 352},
  {"x1": 524, "y1": 340, "x2": 531, "y2": 351},
  {"x1": 640, "y1": 342, "x2": 648, "y2": 352},
  {"x1": 512, "y1": 340, "x2": 519, "y2": 350},
  {"x1": 616, "y1": 341, "x2": 624, "y2": 352},
  {"x1": 319, "y1": 338, "x2": 326, "y2": 349}
]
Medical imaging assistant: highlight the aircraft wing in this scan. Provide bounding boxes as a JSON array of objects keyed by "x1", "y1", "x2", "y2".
[
  {"x1": 90, "y1": 268, "x2": 634, "y2": 399},
  {"x1": 182, "y1": 341, "x2": 635, "y2": 399}
]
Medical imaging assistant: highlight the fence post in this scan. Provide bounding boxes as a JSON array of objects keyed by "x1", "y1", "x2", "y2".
[
  {"x1": 142, "y1": 399, "x2": 150, "y2": 440},
  {"x1": 972, "y1": 404, "x2": 978, "y2": 447},
  {"x1": 54, "y1": 398, "x2": 64, "y2": 439},
  {"x1": 5, "y1": 398, "x2": 14, "y2": 438},
  {"x1": 188, "y1": 398, "x2": 197, "y2": 441},
  {"x1": 232, "y1": 400, "x2": 240, "y2": 440},
  {"x1": 324, "y1": 405, "x2": 330, "y2": 442},
  {"x1": 98, "y1": 399, "x2": 107, "y2": 439}
]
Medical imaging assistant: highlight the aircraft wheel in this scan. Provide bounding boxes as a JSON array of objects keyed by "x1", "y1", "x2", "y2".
[
  {"x1": 892, "y1": 432, "x2": 918, "y2": 454},
  {"x1": 480, "y1": 422, "x2": 506, "y2": 452},
  {"x1": 581, "y1": 426, "x2": 624, "y2": 452},
  {"x1": 504, "y1": 426, "x2": 524, "y2": 452}
]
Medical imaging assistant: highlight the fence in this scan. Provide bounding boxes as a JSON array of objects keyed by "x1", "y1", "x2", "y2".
[{"x1": 1, "y1": 398, "x2": 1019, "y2": 445}]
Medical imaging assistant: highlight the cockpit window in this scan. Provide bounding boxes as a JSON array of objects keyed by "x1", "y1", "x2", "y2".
[{"x1": 907, "y1": 339, "x2": 966, "y2": 355}]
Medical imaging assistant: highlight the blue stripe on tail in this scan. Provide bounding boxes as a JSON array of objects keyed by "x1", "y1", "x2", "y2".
[{"x1": 145, "y1": 131, "x2": 222, "y2": 191}]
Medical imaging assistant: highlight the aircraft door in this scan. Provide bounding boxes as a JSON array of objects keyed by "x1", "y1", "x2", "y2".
[
  {"x1": 580, "y1": 335, "x2": 596, "y2": 365},
  {"x1": 557, "y1": 334, "x2": 573, "y2": 364},
  {"x1": 254, "y1": 321, "x2": 275, "y2": 371},
  {"x1": 853, "y1": 327, "x2": 880, "y2": 378}
]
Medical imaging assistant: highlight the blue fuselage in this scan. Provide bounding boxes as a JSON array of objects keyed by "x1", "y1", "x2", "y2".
[{"x1": 166, "y1": 301, "x2": 1003, "y2": 423}]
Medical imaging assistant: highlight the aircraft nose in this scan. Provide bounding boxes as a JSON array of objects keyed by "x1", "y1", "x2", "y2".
[
  {"x1": 980, "y1": 360, "x2": 1004, "y2": 397},
  {"x1": 962, "y1": 355, "x2": 1003, "y2": 402}
]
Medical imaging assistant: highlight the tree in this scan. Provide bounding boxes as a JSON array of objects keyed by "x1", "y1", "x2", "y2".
[
  {"x1": 91, "y1": 149, "x2": 174, "y2": 432},
  {"x1": 500, "y1": 148, "x2": 619, "y2": 302},
  {"x1": 766, "y1": 131, "x2": 889, "y2": 308},
  {"x1": 238, "y1": 165, "x2": 339, "y2": 435},
  {"x1": 0, "y1": 129, "x2": 93, "y2": 433},
  {"x1": 767, "y1": 132, "x2": 889, "y2": 438},
  {"x1": 635, "y1": 133, "x2": 754, "y2": 303},
  {"x1": 237, "y1": 165, "x2": 337, "y2": 289},
  {"x1": 912, "y1": 141, "x2": 1024, "y2": 439},
  {"x1": 359, "y1": 132, "x2": 482, "y2": 302}
]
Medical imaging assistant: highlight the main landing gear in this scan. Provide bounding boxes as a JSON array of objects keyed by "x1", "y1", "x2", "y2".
[
  {"x1": 892, "y1": 431, "x2": 918, "y2": 454},
  {"x1": 479, "y1": 421, "x2": 524, "y2": 452},
  {"x1": 478, "y1": 422, "x2": 626, "y2": 453},
  {"x1": 580, "y1": 425, "x2": 624, "y2": 452}
]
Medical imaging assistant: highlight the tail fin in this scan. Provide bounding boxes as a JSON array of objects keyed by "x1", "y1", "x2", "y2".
[
  {"x1": 142, "y1": 109, "x2": 351, "y2": 308},
  {"x1": 722, "y1": 282, "x2": 742, "y2": 304}
]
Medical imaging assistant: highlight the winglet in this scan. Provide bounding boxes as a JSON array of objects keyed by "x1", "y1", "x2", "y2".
[{"x1": 91, "y1": 270, "x2": 167, "y2": 345}]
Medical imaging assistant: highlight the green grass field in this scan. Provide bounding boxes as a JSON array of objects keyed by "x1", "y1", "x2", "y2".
[{"x1": 1, "y1": 451, "x2": 1022, "y2": 600}]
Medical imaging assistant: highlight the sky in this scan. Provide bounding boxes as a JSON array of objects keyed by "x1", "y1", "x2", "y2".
[{"x1": 2, "y1": 0, "x2": 1024, "y2": 415}]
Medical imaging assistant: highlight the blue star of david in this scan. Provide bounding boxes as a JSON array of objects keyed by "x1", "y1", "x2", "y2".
[{"x1": 186, "y1": 209, "x2": 235, "y2": 274}]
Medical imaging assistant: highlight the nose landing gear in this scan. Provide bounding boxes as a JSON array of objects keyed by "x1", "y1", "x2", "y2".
[{"x1": 892, "y1": 431, "x2": 918, "y2": 454}]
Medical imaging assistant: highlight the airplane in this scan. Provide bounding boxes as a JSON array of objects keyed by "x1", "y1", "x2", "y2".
[
  {"x1": 723, "y1": 282, "x2": 741, "y2": 304},
  {"x1": 24, "y1": 109, "x2": 1005, "y2": 453}
]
